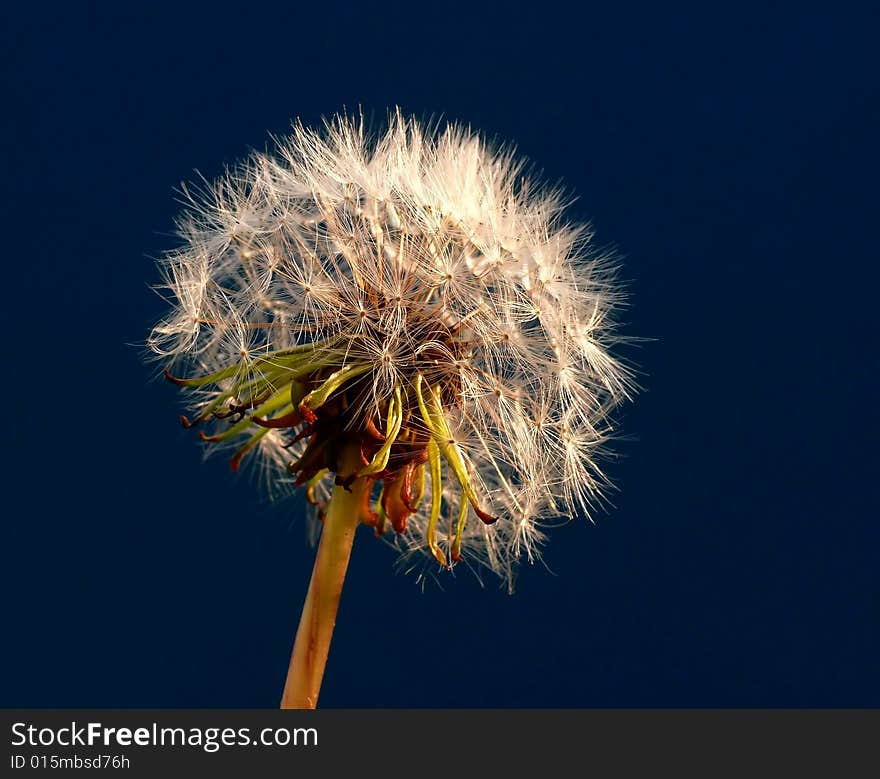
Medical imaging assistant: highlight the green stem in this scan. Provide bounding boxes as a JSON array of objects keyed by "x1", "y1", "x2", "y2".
[{"x1": 280, "y1": 447, "x2": 366, "y2": 709}]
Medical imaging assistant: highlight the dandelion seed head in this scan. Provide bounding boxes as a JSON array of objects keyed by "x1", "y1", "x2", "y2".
[{"x1": 149, "y1": 109, "x2": 636, "y2": 591}]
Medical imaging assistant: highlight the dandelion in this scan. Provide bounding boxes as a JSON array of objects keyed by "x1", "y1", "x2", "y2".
[{"x1": 148, "y1": 109, "x2": 636, "y2": 708}]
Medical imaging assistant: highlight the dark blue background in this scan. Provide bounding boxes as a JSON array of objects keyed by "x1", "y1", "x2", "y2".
[{"x1": 2, "y1": 4, "x2": 877, "y2": 706}]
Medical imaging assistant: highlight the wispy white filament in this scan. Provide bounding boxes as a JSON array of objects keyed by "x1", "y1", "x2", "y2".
[{"x1": 149, "y1": 109, "x2": 636, "y2": 590}]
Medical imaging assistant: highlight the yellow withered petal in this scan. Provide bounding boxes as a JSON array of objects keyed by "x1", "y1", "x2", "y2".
[
  {"x1": 358, "y1": 385, "x2": 404, "y2": 475},
  {"x1": 299, "y1": 363, "x2": 372, "y2": 423},
  {"x1": 425, "y1": 437, "x2": 447, "y2": 568}
]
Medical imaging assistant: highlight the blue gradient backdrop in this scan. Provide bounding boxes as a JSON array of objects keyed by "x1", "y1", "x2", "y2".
[{"x1": 2, "y1": 5, "x2": 877, "y2": 706}]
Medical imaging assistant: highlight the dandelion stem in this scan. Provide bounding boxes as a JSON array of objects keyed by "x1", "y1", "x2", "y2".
[{"x1": 280, "y1": 446, "x2": 366, "y2": 709}]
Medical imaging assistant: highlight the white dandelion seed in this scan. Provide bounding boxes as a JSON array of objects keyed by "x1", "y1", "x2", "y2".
[{"x1": 149, "y1": 109, "x2": 636, "y2": 595}]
